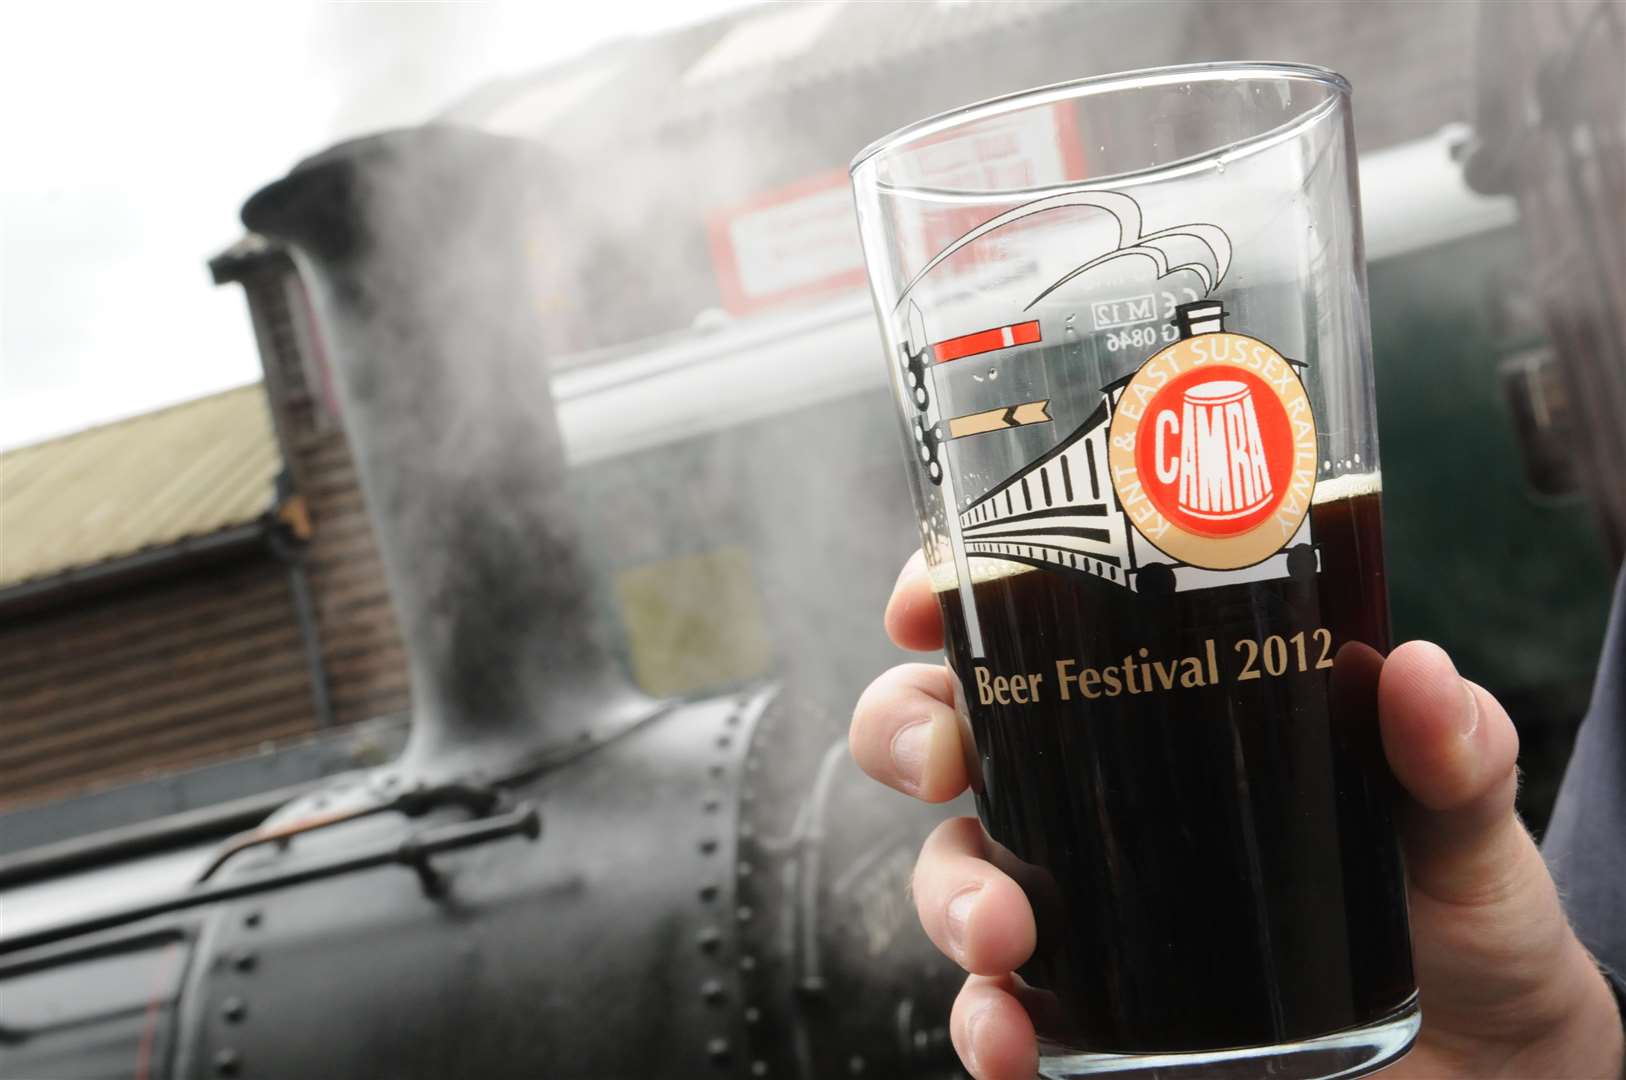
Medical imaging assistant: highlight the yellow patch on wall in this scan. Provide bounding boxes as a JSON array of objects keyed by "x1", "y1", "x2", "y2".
[{"x1": 615, "y1": 546, "x2": 772, "y2": 697}]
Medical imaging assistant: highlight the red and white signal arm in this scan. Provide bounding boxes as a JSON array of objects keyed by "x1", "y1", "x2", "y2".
[{"x1": 706, "y1": 102, "x2": 1085, "y2": 317}]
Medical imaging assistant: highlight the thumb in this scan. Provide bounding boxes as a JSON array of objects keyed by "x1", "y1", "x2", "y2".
[
  {"x1": 1376, "y1": 641, "x2": 1602, "y2": 1052},
  {"x1": 1377, "y1": 641, "x2": 1527, "y2": 909}
]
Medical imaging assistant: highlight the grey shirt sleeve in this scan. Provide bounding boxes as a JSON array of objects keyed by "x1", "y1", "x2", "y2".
[{"x1": 1542, "y1": 566, "x2": 1626, "y2": 990}]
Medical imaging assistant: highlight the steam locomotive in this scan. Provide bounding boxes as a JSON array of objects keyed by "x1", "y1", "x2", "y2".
[{"x1": 0, "y1": 128, "x2": 966, "y2": 1080}]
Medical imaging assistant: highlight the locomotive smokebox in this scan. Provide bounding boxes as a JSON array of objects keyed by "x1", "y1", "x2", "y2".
[{"x1": 243, "y1": 127, "x2": 653, "y2": 779}]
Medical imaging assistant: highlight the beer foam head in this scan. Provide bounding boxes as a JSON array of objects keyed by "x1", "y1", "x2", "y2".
[
  {"x1": 1311, "y1": 469, "x2": 1382, "y2": 505},
  {"x1": 927, "y1": 552, "x2": 1032, "y2": 592}
]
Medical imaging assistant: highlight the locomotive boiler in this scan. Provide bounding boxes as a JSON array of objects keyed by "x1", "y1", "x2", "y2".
[{"x1": 0, "y1": 127, "x2": 964, "y2": 1079}]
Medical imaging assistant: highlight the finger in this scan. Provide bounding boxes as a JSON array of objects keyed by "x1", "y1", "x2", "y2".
[
  {"x1": 951, "y1": 974, "x2": 1039, "y2": 1080},
  {"x1": 914, "y1": 817, "x2": 1037, "y2": 976},
  {"x1": 884, "y1": 550, "x2": 945, "y2": 652},
  {"x1": 1377, "y1": 640, "x2": 1534, "y2": 908},
  {"x1": 850, "y1": 663, "x2": 968, "y2": 802}
]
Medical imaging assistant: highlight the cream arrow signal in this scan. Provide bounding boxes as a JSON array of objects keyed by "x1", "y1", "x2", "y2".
[{"x1": 946, "y1": 399, "x2": 1053, "y2": 439}]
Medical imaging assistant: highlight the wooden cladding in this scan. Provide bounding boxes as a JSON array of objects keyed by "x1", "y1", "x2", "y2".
[
  {"x1": 0, "y1": 555, "x2": 318, "y2": 810},
  {"x1": 4, "y1": 260, "x2": 410, "y2": 812}
]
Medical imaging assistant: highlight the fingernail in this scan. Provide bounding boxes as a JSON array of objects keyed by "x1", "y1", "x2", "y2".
[
  {"x1": 891, "y1": 719, "x2": 932, "y2": 791},
  {"x1": 963, "y1": 1001, "x2": 993, "y2": 1074},
  {"x1": 946, "y1": 885, "x2": 980, "y2": 956},
  {"x1": 1459, "y1": 679, "x2": 1480, "y2": 738},
  {"x1": 894, "y1": 557, "x2": 918, "y2": 589},
  {"x1": 891, "y1": 556, "x2": 923, "y2": 600}
]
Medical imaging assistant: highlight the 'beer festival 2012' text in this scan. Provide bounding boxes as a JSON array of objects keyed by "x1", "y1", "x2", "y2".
[{"x1": 973, "y1": 628, "x2": 1336, "y2": 706}]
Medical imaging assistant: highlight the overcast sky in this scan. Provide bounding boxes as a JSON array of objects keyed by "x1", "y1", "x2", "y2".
[{"x1": 0, "y1": 1, "x2": 747, "y2": 450}]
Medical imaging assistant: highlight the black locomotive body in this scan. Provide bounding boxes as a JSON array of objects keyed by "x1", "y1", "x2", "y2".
[{"x1": 4, "y1": 690, "x2": 960, "y2": 1080}]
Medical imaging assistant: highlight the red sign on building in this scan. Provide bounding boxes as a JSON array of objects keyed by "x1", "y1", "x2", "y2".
[{"x1": 707, "y1": 102, "x2": 1084, "y2": 317}]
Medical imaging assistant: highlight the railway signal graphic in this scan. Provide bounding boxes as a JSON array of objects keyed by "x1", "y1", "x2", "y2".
[
  {"x1": 931, "y1": 320, "x2": 1042, "y2": 362},
  {"x1": 898, "y1": 306, "x2": 1053, "y2": 656},
  {"x1": 946, "y1": 400, "x2": 1052, "y2": 439}
]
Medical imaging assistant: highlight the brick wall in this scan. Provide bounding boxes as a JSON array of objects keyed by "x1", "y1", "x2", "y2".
[{"x1": 232, "y1": 259, "x2": 412, "y2": 730}]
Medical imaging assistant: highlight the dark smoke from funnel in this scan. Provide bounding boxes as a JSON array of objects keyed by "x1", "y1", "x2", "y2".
[{"x1": 242, "y1": 126, "x2": 655, "y2": 781}]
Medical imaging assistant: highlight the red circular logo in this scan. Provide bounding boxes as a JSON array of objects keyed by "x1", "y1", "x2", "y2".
[{"x1": 1132, "y1": 365, "x2": 1294, "y2": 538}]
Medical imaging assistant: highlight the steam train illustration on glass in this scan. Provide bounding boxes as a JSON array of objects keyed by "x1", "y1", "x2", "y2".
[
  {"x1": 900, "y1": 297, "x2": 1320, "y2": 603},
  {"x1": 888, "y1": 190, "x2": 1324, "y2": 623}
]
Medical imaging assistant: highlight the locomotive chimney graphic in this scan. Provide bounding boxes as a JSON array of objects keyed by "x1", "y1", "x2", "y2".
[
  {"x1": 1176, "y1": 298, "x2": 1227, "y2": 338},
  {"x1": 241, "y1": 127, "x2": 655, "y2": 778}
]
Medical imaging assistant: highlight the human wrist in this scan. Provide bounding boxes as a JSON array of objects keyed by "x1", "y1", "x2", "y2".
[
  {"x1": 1456, "y1": 935, "x2": 1624, "y2": 1079},
  {"x1": 1524, "y1": 947, "x2": 1625, "y2": 1079},
  {"x1": 1581, "y1": 965, "x2": 1626, "y2": 1080}
]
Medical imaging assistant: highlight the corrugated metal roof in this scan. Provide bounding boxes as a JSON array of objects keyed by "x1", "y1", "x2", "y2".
[{"x1": 0, "y1": 384, "x2": 280, "y2": 589}]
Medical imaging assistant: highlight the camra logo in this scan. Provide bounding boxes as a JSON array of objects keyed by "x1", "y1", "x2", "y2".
[
  {"x1": 1108, "y1": 304, "x2": 1317, "y2": 570},
  {"x1": 1140, "y1": 370, "x2": 1288, "y2": 536}
]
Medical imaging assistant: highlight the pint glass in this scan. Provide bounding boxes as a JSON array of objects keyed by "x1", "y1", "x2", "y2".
[{"x1": 851, "y1": 64, "x2": 1418, "y2": 1078}]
